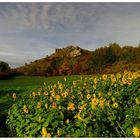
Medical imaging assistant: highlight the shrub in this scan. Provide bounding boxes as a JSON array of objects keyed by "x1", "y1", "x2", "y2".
[{"x1": 0, "y1": 72, "x2": 10, "y2": 80}]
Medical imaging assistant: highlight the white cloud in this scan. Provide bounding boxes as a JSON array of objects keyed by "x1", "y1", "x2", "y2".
[
  {"x1": 0, "y1": 3, "x2": 140, "y2": 67},
  {"x1": 0, "y1": 3, "x2": 51, "y2": 30},
  {"x1": 0, "y1": 52, "x2": 16, "y2": 56}
]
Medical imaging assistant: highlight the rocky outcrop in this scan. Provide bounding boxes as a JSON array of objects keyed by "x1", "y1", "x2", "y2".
[
  {"x1": 54, "y1": 45, "x2": 82, "y2": 58},
  {"x1": 69, "y1": 48, "x2": 81, "y2": 57}
]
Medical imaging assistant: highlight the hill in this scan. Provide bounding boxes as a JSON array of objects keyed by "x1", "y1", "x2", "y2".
[{"x1": 15, "y1": 43, "x2": 140, "y2": 76}]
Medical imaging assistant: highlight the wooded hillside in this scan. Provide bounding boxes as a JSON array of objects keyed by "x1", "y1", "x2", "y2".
[{"x1": 15, "y1": 43, "x2": 140, "y2": 76}]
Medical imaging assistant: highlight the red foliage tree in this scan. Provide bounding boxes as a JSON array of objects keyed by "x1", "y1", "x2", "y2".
[{"x1": 58, "y1": 61, "x2": 72, "y2": 75}]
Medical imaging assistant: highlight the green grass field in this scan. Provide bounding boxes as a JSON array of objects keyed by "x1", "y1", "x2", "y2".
[
  {"x1": 0, "y1": 75, "x2": 81, "y2": 87},
  {"x1": 0, "y1": 75, "x2": 81, "y2": 137}
]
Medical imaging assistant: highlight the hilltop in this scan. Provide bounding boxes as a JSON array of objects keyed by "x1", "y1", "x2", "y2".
[{"x1": 15, "y1": 43, "x2": 140, "y2": 76}]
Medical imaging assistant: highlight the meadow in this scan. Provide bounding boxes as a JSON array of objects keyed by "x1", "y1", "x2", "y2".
[
  {"x1": 0, "y1": 75, "x2": 80, "y2": 137},
  {"x1": 1, "y1": 71, "x2": 139, "y2": 137}
]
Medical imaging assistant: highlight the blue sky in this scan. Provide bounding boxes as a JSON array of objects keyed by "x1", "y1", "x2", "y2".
[{"x1": 0, "y1": 3, "x2": 140, "y2": 67}]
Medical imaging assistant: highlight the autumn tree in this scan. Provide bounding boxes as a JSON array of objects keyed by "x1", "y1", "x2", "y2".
[
  {"x1": 59, "y1": 61, "x2": 72, "y2": 75},
  {"x1": 73, "y1": 63, "x2": 81, "y2": 74}
]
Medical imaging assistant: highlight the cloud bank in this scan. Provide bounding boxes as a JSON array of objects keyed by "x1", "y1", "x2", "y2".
[{"x1": 0, "y1": 3, "x2": 140, "y2": 67}]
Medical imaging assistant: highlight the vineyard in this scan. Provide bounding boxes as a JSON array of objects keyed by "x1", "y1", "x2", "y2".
[{"x1": 5, "y1": 70, "x2": 140, "y2": 137}]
